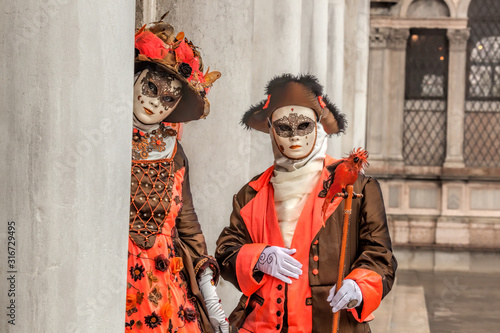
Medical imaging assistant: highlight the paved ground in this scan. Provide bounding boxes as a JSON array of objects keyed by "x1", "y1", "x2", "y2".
[
  {"x1": 398, "y1": 270, "x2": 500, "y2": 332},
  {"x1": 370, "y1": 249, "x2": 500, "y2": 333}
]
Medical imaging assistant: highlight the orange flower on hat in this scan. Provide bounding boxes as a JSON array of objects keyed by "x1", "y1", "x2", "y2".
[
  {"x1": 135, "y1": 31, "x2": 169, "y2": 60},
  {"x1": 170, "y1": 257, "x2": 184, "y2": 274},
  {"x1": 126, "y1": 293, "x2": 137, "y2": 311}
]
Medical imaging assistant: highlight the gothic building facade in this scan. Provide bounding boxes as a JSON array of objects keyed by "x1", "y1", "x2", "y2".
[{"x1": 368, "y1": 0, "x2": 500, "y2": 249}]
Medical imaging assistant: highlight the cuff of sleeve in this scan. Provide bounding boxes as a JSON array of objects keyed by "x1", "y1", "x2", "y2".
[
  {"x1": 346, "y1": 268, "x2": 383, "y2": 322},
  {"x1": 236, "y1": 243, "x2": 269, "y2": 296},
  {"x1": 194, "y1": 255, "x2": 220, "y2": 284}
]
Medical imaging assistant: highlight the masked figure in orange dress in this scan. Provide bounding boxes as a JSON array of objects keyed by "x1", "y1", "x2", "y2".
[{"x1": 125, "y1": 20, "x2": 227, "y2": 333}]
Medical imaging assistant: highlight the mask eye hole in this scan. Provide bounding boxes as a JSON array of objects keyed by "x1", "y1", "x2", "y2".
[
  {"x1": 163, "y1": 96, "x2": 174, "y2": 103},
  {"x1": 277, "y1": 124, "x2": 292, "y2": 132},
  {"x1": 297, "y1": 122, "x2": 311, "y2": 130},
  {"x1": 148, "y1": 81, "x2": 158, "y2": 95},
  {"x1": 354, "y1": 157, "x2": 359, "y2": 163}
]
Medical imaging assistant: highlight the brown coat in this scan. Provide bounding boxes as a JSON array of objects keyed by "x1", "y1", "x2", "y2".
[
  {"x1": 166, "y1": 143, "x2": 219, "y2": 333},
  {"x1": 215, "y1": 157, "x2": 397, "y2": 333}
]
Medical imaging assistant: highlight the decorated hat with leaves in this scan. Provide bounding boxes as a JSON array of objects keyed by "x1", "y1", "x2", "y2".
[
  {"x1": 242, "y1": 74, "x2": 346, "y2": 135},
  {"x1": 135, "y1": 13, "x2": 221, "y2": 123}
]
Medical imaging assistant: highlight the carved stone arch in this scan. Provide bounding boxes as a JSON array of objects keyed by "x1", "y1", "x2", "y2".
[
  {"x1": 400, "y1": 0, "x2": 457, "y2": 18},
  {"x1": 457, "y1": 0, "x2": 473, "y2": 18}
]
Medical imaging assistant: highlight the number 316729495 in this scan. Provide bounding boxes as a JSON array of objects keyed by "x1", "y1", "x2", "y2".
[{"x1": 7, "y1": 221, "x2": 16, "y2": 270}]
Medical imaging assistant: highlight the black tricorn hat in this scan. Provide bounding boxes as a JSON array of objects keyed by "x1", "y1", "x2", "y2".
[{"x1": 241, "y1": 74, "x2": 346, "y2": 135}]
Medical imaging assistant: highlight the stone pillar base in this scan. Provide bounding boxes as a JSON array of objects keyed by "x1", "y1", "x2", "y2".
[{"x1": 443, "y1": 158, "x2": 465, "y2": 168}]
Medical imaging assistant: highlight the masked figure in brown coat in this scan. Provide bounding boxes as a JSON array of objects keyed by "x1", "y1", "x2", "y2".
[{"x1": 215, "y1": 74, "x2": 397, "y2": 333}]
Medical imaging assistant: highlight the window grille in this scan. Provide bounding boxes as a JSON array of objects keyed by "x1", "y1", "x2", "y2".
[
  {"x1": 403, "y1": 29, "x2": 448, "y2": 166},
  {"x1": 465, "y1": 0, "x2": 500, "y2": 167}
]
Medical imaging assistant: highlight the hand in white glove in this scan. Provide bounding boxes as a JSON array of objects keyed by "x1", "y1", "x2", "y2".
[
  {"x1": 327, "y1": 279, "x2": 363, "y2": 313},
  {"x1": 198, "y1": 268, "x2": 229, "y2": 333},
  {"x1": 255, "y1": 246, "x2": 303, "y2": 284}
]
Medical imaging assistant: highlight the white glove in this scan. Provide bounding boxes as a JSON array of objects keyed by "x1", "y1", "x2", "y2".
[
  {"x1": 198, "y1": 268, "x2": 229, "y2": 333},
  {"x1": 255, "y1": 246, "x2": 303, "y2": 284},
  {"x1": 327, "y1": 279, "x2": 363, "y2": 313}
]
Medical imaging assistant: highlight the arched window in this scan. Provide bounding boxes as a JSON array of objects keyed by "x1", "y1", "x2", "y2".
[
  {"x1": 403, "y1": 29, "x2": 449, "y2": 166},
  {"x1": 407, "y1": 0, "x2": 450, "y2": 18},
  {"x1": 464, "y1": 0, "x2": 500, "y2": 167}
]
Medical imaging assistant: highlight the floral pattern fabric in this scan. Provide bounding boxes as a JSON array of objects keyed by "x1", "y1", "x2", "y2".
[{"x1": 126, "y1": 157, "x2": 201, "y2": 333}]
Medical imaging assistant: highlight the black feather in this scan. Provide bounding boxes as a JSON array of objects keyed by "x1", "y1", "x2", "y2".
[
  {"x1": 322, "y1": 95, "x2": 347, "y2": 134},
  {"x1": 297, "y1": 74, "x2": 323, "y2": 96},
  {"x1": 160, "y1": 11, "x2": 170, "y2": 21},
  {"x1": 265, "y1": 73, "x2": 323, "y2": 96},
  {"x1": 241, "y1": 99, "x2": 267, "y2": 129},
  {"x1": 265, "y1": 73, "x2": 295, "y2": 94}
]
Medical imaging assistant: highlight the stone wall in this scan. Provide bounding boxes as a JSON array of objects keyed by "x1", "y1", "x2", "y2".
[
  {"x1": 382, "y1": 180, "x2": 500, "y2": 249},
  {"x1": 0, "y1": 1, "x2": 135, "y2": 331}
]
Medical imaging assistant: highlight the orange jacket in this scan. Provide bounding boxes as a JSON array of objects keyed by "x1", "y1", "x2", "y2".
[{"x1": 216, "y1": 156, "x2": 397, "y2": 332}]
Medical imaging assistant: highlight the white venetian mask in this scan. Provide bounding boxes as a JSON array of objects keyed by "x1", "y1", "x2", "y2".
[
  {"x1": 271, "y1": 105, "x2": 317, "y2": 160},
  {"x1": 133, "y1": 68, "x2": 183, "y2": 125}
]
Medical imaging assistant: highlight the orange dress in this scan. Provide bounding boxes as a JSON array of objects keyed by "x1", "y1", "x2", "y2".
[{"x1": 125, "y1": 137, "x2": 206, "y2": 333}]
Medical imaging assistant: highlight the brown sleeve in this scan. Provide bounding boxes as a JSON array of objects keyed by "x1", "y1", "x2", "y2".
[
  {"x1": 352, "y1": 177, "x2": 397, "y2": 299},
  {"x1": 174, "y1": 143, "x2": 219, "y2": 280},
  {"x1": 215, "y1": 188, "x2": 256, "y2": 292}
]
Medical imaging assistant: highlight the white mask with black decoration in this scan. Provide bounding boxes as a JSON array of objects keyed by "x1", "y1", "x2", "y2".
[
  {"x1": 271, "y1": 106, "x2": 317, "y2": 160},
  {"x1": 133, "y1": 68, "x2": 183, "y2": 127},
  {"x1": 270, "y1": 105, "x2": 328, "y2": 172}
]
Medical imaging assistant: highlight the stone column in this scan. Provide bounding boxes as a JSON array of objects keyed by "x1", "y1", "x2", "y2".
[
  {"x1": 327, "y1": 0, "x2": 345, "y2": 107},
  {"x1": 351, "y1": 0, "x2": 370, "y2": 150},
  {"x1": 366, "y1": 27, "x2": 391, "y2": 164},
  {"x1": 386, "y1": 28, "x2": 410, "y2": 166},
  {"x1": 301, "y1": 0, "x2": 329, "y2": 85},
  {"x1": 339, "y1": 0, "x2": 370, "y2": 155},
  {"x1": 143, "y1": 0, "x2": 157, "y2": 24},
  {"x1": 444, "y1": 28, "x2": 470, "y2": 168},
  {"x1": 326, "y1": 0, "x2": 345, "y2": 158},
  {"x1": 340, "y1": 0, "x2": 358, "y2": 154},
  {"x1": 0, "y1": 1, "x2": 134, "y2": 332}
]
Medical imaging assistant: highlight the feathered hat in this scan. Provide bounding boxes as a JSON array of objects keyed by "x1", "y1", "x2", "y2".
[
  {"x1": 134, "y1": 15, "x2": 221, "y2": 123},
  {"x1": 242, "y1": 74, "x2": 346, "y2": 135}
]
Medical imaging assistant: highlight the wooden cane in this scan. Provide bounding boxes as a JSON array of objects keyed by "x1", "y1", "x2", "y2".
[{"x1": 332, "y1": 185, "x2": 354, "y2": 333}]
